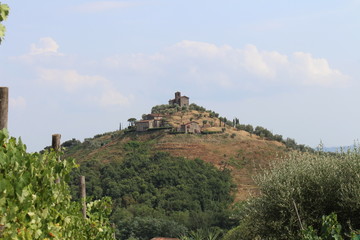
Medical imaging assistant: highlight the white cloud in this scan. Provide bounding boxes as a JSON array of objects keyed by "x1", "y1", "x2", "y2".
[
  {"x1": 30, "y1": 37, "x2": 61, "y2": 55},
  {"x1": 13, "y1": 38, "x2": 132, "y2": 108},
  {"x1": 37, "y1": 68, "x2": 131, "y2": 107},
  {"x1": 241, "y1": 44, "x2": 276, "y2": 78},
  {"x1": 38, "y1": 68, "x2": 108, "y2": 92},
  {"x1": 104, "y1": 53, "x2": 165, "y2": 74},
  {"x1": 74, "y1": 1, "x2": 140, "y2": 13},
  {"x1": 105, "y1": 40, "x2": 350, "y2": 88},
  {"x1": 12, "y1": 37, "x2": 64, "y2": 64},
  {"x1": 291, "y1": 52, "x2": 348, "y2": 86},
  {"x1": 169, "y1": 40, "x2": 229, "y2": 59},
  {"x1": 98, "y1": 89, "x2": 132, "y2": 106},
  {"x1": 10, "y1": 96, "x2": 26, "y2": 108}
]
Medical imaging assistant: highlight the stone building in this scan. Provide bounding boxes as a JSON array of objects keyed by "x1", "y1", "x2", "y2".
[
  {"x1": 135, "y1": 120, "x2": 154, "y2": 132},
  {"x1": 179, "y1": 121, "x2": 201, "y2": 134},
  {"x1": 143, "y1": 114, "x2": 164, "y2": 121},
  {"x1": 168, "y1": 92, "x2": 189, "y2": 108},
  {"x1": 135, "y1": 114, "x2": 167, "y2": 131}
]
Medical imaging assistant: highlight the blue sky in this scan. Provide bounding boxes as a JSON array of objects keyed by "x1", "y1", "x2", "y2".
[{"x1": 1, "y1": 0, "x2": 360, "y2": 152}]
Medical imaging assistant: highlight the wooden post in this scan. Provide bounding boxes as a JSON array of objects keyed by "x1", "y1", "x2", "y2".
[
  {"x1": 52, "y1": 134, "x2": 61, "y2": 183},
  {"x1": 0, "y1": 87, "x2": 9, "y2": 130},
  {"x1": 80, "y1": 176, "x2": 86, "y2": 219},
  {"x1": 52, "y1": 134, "x2": 61, "y2": 151}
]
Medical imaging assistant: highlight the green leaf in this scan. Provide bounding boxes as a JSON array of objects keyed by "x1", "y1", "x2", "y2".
[
  {"x1": 0, "y1": 3, "x2": 10, "y2": 21},
  {"x1": 0, "y1": 24, "x2": 4, "y2": 37},
  {"x1": 35, "y1": 229, "x2": 42, "y2": 238}
]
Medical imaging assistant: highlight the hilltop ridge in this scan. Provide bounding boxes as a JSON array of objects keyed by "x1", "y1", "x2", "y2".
[
  {"x1": 64, "y1": 109, "x2": 288, "y2": 200},
  {"x1": 63, "y1": 91, "x2": 313, "y2": 200}
]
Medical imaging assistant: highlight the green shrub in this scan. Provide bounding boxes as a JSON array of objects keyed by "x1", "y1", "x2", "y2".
[
  {"x1": 180, "y1": 228, "x2": 223, "y2": 240},
  {"x1": 0, "y1": 130, "x2": 114, "y2": 239},
  {"x1": 189, "y1": 103, "x2": 206, "y2": 112},
  {"x1": 230, "y1": 148, "x2": 360, "y2": 239},
  {"x1": 151, "y1": 104, "x2": 178, "y2": 114},
  {"x1": 302, "y1": 213, "x2": 343, "y2": 240},
  {"x1": 117, "y1": 216, "x2": 187, "y2": 240}
]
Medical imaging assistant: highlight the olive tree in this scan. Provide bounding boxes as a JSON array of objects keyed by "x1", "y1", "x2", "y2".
[{"x1": 227, "y1": 148, "x2": 360, "y2": 239}]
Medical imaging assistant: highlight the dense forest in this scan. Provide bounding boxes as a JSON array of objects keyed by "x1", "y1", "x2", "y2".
[{"x1": 69, "y1": 141, "x2": 237, "y2": 239}]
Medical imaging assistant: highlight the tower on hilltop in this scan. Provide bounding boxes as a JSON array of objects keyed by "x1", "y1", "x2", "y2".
[{"x1": 168, "y1": 91, "x2": 189, "y2": 108}]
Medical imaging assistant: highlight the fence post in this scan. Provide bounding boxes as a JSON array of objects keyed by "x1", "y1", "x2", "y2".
[
  {"x1": 80, "y1": 176, "x2": 86, "y2": 219},
  {"x1": 0, "y1": 87, "x2": 9, "y2": 130},
  {"x1": 52, "y1": 134, "x2": 61, "y2": 183},
  {"x1": 52, "y1": 134, "x2": 61, "y2": 151}
]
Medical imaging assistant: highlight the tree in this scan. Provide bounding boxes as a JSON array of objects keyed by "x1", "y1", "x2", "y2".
[
  {"x1": 219, "y1": 117, "x2": 223, "y2": 126},
  {"x1": 0, "y1": 2, "x2": 9, "y2": 44},
  {"x1": 127, "y1": 117, "x2": 137, "y2": 127},
  {"x1": 245, "y1": 124, "x2": 253, "y2": 133},
  {"x1": 228, "y1": 149, "x2": 360, "y2": 239},
  {"x1": 232, "y1": 118, "x2": 239, "y2": 127}
]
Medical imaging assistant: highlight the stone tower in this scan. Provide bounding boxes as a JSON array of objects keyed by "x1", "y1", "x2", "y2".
[{"x1": 169, "y1": 92, "x2": 189, "y2": 108}]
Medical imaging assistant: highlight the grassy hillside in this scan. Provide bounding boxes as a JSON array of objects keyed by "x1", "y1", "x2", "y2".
[{"x1": 64, "y1": 109, "x2": 288, "y2": 201}]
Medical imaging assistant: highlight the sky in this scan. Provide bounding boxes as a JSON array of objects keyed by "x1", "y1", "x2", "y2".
[{"x1": 1, "y1": 0, "x2": 360, "y2": 152}]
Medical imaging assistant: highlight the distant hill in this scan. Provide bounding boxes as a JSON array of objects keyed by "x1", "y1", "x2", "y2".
[
  {"x1": 63, "y1": 107, "x2": 292, "y2": 201},
  {"x1": 323, "y1": 146, "x2": 354, "y2": 152}
]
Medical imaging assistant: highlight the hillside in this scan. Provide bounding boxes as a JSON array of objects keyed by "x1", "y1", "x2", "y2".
[{"x1": 64, "y1": 108, "x2": 288, "y2": 201}]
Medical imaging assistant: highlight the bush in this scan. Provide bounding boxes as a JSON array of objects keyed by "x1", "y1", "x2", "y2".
[
  {"x1": 235, "y1": 124, "x2": 254, "y2": 134},
  {"x1": 189, "y1": 103, "x2": 206, "y2": 112},
  {"x1": 302, "y1": 213, "x2": 360, "y2": 239},
  {"x1": 151, "y1": 104, "x2": 177, "y2": 114},
  {"x1": 254, "y1": 126, "x2": 273, "y2": 139},
  {"x1": 230, "y1": 148, "x2": 360, "y2": 239},
  {"x1": 0, "y1": 130, "x2": 114, "y2": 239},
  {"x1": 62, "y1": 138, "x2": 81, "y2": 148},
  {"x1": 117, "y1": 217, "x2": 187, "y2": 240}
]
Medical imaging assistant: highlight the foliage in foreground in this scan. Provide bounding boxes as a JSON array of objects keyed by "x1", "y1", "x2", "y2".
[
  {"x1": 0, "y1": 2, "x2": 9, "y2": 44},
  {"x1": 0, "y1": 130, "x2": 114, "y2": 239},
  {"x1": 302, "y1": 213, "x2": 360, "y2": 240},
  {"x1": 180, "y1": 228, "x2": 223, "y2": 240},
  {"x1": 70, "y1": 141, "x2": 236, "y2": 240},
  {"x1": 226, "y1": 148, "x2": 360, "y2": 240}
]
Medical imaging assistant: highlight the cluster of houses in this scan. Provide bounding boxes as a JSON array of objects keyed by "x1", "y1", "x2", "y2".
[{"x1": 134, "y1": 92, "x2": 201, "y2": 134}]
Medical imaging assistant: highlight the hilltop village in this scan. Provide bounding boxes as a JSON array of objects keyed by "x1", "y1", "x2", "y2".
[
  {"x1": 134, "y1": 92, "x2": 204, "y2": 134},
  {"x1": 128, "y1": 92, "x2": 310, "y2": 151}
]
